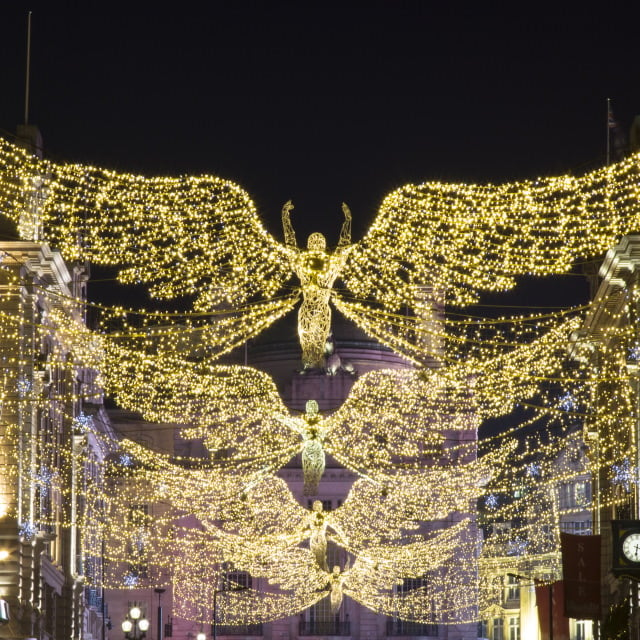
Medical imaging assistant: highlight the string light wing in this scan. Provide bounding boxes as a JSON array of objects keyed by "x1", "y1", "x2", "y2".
[
  {"x1": 0, "y1": 138, "x2": 295, "y2": 313},
  {"x1": 103, "y1": 354, "x2": 301, "y2": 472},
  {"x1": 4, "y1": 137, "x2": 640, "y2": 366},
  {"x1": 341, "y1": 155, "x2": 640, "y2": 310},
  {"x1": 171, "y1": 531, "x2": 327, "y2": 624},
  {"x1": 197, "y1": 475, "x2": 425, "y2": 566}
]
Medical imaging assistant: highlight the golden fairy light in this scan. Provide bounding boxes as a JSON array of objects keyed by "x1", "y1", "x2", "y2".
[
  {"x1": 2, "y1": 137, "x2": 640, "y2": 364},
  {"x1": 3, "y1": 135, "x2": 640, "y2": 625}
]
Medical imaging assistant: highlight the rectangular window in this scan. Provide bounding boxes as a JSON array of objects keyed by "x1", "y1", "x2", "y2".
[
  {"x1": 388, "y1": 578, "x2": 437, "y2": 636},
  {"x1": 506, "y1": 575, "x2": 519, "y2": 602},
  {"x1": 560, "y1": 520, "x2": 593, "y2": 535},
  {"x1": 213, "y1": 572, "x2": 262, "y2": 635},
  {"x1": 560, "y1": 483, "x2": 572, "y2": 508},
  {"x1": 492, "y1": 617, "x2": 503, "y2": 640},
  {"x1": 509, "y1": 617, "x2": 520, "y2": 640},
  {"x1": 493, "y1": 523, "x2": 511, "y2": 536},
  {"x1": 575, "y1": 482, "x2": 590, "y2": 506},
  {"x1": 223, "y1": 570, "x2": 252, "y2": 589}
]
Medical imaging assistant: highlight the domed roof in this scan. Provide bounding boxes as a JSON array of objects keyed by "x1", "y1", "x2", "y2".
[{"x1": 245, "y1": 308, "x2": 413, "y2": 409}]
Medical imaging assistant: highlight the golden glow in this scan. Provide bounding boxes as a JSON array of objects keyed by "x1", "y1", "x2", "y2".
[
  {"x1": 2, "y1": 137, "x2": 640, "y2": 365},
  {"x1": 2, "y1": 136, "x2": 640, "y2": 625}
]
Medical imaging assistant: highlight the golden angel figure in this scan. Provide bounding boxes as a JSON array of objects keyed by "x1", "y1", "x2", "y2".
[
  {"x1": 328, "y1": 564, "x2": 347, "y2": 614},
  {"x1": 297, "y1": 400, "x2": 326, "y2": 495},
  {"x1": 181, "y1": 472, "x2": 495, "y2": 571},
  {"x1": 307, "y1": 500, "x2": 341, "y2": 571},
  {"x1": 103, "y1": 357, "x2": 452, "y2": 486},
  {"x1": 98, "y1": 316, "x2": 569, "y2": 489},
  {"x1": 2, "y1": 136, "x2": 640, "y2": 365},
  {"x1": 185, "y1": 518, "x2": 481, "y2": 622},
  {"x1": 171, "y1": 535, "x2": 479, "y2": 625},
  {"x1": 281, "y1": 200, "x2": 353, "y2": 368}
]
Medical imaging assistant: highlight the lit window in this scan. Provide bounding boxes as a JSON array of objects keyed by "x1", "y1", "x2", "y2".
[
  {"x1": 509, "y1": 617, "x2": 520, "y2": 640},
  {"x1": 493, "y1": 617, "x2": 503, "y2": 640}
]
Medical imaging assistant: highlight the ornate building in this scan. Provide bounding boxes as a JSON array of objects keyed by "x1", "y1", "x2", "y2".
[
  {"x1": 0, "y1": 238, "x2": 116, "y2": 640},
  {"x1": 569, "y1": 234, "x2": 640, "y2": 636}
]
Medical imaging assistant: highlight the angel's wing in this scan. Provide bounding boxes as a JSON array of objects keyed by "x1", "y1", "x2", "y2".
[
  {"x1": 106, "y1": 439, "x2": 270, "y2": 524},
  {"x1": 335, "y1": 314, "x2": 583, "y2": 442},
  {"x1": 0, "y1": 137, "x2": 294, "y2": 313},
  {"x1": 175, "y1": 366, "x2": 302, "y2": 471},
  {"x1": 323, "y1": 368, "x2": 465, "y2": 477},
  {"x1": 103, "y1": 347, "x2": 302, "y2": 471},
  {"x1": 346, "y1": 518, "x2": 477, "y2": 587},
  {"x1": 199, "y1": 476, "x2": 310, "y2": 543},
  {"x1": 414, "y1": 314, "x2": 583, "y2": 422},
  {"x1": 343, "y1": 522, "x2": 480, "y2": 625},
  {"x1": 183, "y1": 534, "x2": 331, "y2": 604},
  {"x1": 333, "y1": 457, "x2": 493, "y2": 548},
  {"x1": 328, "y1": 478, "x2": 421, "y2": 548},
  {"x1": 341, "y1": 154, "x2": 640, "y2": 311},
  {"x1": 170, "y1": 531, "x2": 327, "y2": 624},
  {"x1": 349, "y1": 562, "x2": 479, "y2": 625}
]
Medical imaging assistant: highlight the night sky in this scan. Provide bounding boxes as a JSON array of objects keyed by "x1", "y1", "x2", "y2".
[{"x1": 2, "y1": 4, "x2": 640, "y2": 308}]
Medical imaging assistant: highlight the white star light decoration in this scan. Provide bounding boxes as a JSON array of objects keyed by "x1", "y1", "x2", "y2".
[{"x1": 612, "y1": 458, "x2": 638, "y2": 492}]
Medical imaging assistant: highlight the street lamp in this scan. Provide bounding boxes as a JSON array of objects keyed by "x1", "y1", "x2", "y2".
[
  {"x1": 212, "y1": 585, "x2": 249, "y2": 640},
  {"x1": 154, "y1": 588, "x2": 166, "y2": 640},
  {"x1": 122, "y1": 604, "x2": 150, "y2": 640}
]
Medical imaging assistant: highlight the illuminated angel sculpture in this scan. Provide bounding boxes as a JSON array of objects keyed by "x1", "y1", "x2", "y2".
[
  {"x1": 171, "y1": 518, "x2": 481, "y2": 624},
  {"x1": 308, "y1": 500, "x2": 343, "y2": 571},
  {"x1": 297, "y1": 400, "x2": 327, "y2": 494},
  {"x1": 98, "y1": 316, "x2": 570, "y2": 490},
  {"x1": 102, "y1": 356, "x2": 453, "y2": 487},
  {"x1": 328, "y1": 564, "x2": 348, "y2": 614},
  {"x1": 2, "y1": 137, "x2": 640, "y2": 366},
  {"x1": 182, "y1": 471, "x2": 495, "y2": 570},
  {"x1": 282, "y1": 200, "x2": 353, "y2": 368}
]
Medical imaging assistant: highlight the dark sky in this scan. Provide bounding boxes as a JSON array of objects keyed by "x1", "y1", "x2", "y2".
[{"x1": 2, "y1": 4, "x2": 640, "y2": 307}]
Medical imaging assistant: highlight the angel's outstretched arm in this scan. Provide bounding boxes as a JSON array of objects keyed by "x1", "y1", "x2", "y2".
[
  {"x1": 282, "y1": 200, "x2": 297, "y2": 248},
  {"x1": 325, "y1": 514, "x2": 349, "y2": 547},
  {"x1": 338, "y1": 202, "x2": 352, "y2": 248}
]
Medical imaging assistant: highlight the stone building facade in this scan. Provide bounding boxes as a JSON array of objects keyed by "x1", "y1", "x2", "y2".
[{"x1": 0, "y1": 239, "x2": 116, "y2": 640}]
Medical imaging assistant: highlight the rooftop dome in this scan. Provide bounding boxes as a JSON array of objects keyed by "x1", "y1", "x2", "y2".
[{"x1": 245, "y1": 309, "x2": 413, "y2": 412}]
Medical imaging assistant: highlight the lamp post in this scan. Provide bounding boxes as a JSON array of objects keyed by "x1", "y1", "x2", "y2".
[
  {"x1": 122, "y1": 605, "x2": 150, "y2": 640},
  {"x1": 154, "y1": 588, "x2": 166, "y2": 640},
  {"x1": 212, "y1": 585, "x2": 249, "y2": 640}
]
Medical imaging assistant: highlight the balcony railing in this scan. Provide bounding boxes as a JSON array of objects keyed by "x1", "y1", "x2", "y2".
[
  {"x1": 214, "y1": 624, "x2": 263, "y2": 636},
  {"x1": 84, "y1": 587, "x2": 103, "y2": 610},
  {"x1": 386, "y1": 620, "x2": 438, "y2": 637},
  {"x1": 298, "y1": 621, "x2": 351, "y2": 636}
]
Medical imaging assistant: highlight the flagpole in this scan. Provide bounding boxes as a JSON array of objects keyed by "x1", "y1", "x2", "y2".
[
  {"x1": 24, "y1": 11, "x2": 32, "y2": 126},
  {"x1": 606, "y1": 98, "x2": 611, "y2": 166}
]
